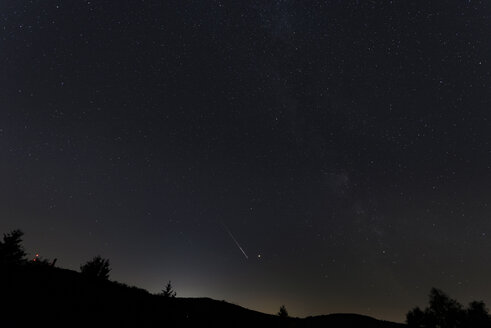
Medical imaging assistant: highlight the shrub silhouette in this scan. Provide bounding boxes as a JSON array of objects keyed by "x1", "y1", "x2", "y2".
[
  {"x1": 80, "y1": 255, "x2": 111, "y2": 280},
  {"x1": 278, "y1": 305, "x2": 288, "y2": 318},
  {"x1": 407, "y1": 288, "x2": 491, "y2": 328},
  {"x1": 161, "y1": 280, "x2": 177, "y2": 297},
  {"x1": 0, "y1": 229, "x2": 27, "y2": 266}
]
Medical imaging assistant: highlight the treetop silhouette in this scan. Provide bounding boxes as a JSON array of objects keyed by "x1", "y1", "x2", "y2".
[
  {"x1": 160, "y1": 280, "x2": 176, "y2": 298},
  {"x1": 407, "y1": 288, "x2": 491, "y2": 328},
  {"x1": 80, "y1": 255, "x2": 111, "y2": 280},
  {"x1": 0, "y1": 229, "x2": 27, "y2": 266},
  {"x1": 278, "y1": 305, "x2": 289, "y2": 318}
]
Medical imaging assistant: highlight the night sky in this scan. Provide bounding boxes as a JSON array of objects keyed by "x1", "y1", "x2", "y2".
[{"x1": 1, "y1": 0, "x2": 491, "y2": 322}]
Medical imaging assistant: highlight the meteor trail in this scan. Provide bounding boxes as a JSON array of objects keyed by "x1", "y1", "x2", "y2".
[{"x1": 221, "y1": 221, "x2": 249, "y2": 260}]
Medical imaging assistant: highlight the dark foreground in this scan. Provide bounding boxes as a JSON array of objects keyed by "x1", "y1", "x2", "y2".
[{"x1": 1, "y1": 264, "x2": 405, "y2": 328}]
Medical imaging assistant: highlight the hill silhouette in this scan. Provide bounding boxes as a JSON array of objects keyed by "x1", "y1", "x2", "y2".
[
  {"x1": 0, "y1": 229, "x2": 410, "y2": 327},
  {"x1": 3, "y1": 229, "x2": 491, "y2": 327},
  {"x1": 1, "y1": 258, "x2": 406, "y2": 327}
]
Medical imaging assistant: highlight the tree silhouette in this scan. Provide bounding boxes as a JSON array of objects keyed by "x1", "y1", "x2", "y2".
[
  {"x1": 0, "y1": 229, "x2": 27, "y2": 266},
  {"x1": 160, "y1": 280, "x2": 176, "y2": 298},
  {"x1": 465, "y1": 301, "x2": 491, "y2": 328},
  {"x1": 278, "y1": 305, "x2": 288, "y2": 318},
  {"x1": 427, "y1": 288, "x2": 463, "y2": 328},
  {"x1": 407, "y1": 288, "x2": 491, "y2": 328},
  {"x1": 80, "y1": 255, "x2": 111, "y2": 280},
  {"x1": 406, "y1": 306, "x2": 425, "y2": 327}
]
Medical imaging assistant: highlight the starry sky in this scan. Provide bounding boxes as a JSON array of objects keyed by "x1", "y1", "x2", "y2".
[{"x1": 1, "y1": 0, "x2": 491, "y2": 323}]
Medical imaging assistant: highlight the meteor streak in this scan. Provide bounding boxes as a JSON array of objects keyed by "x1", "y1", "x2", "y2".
[{"x1": 221, "y1": 221, "x2": 249, "y2": 260}]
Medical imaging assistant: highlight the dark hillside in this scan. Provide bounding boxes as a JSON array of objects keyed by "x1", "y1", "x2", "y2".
[
  {"x1": 1, "y1": 264, "x2": 405, "y2": 328},
  {"x1": 304, "y1": 313, "x2": 406, "y2": 328}
]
